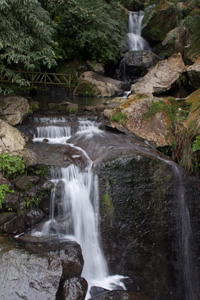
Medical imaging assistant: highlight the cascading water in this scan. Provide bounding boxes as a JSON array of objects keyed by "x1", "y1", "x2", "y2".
[
  {"x1": 32, "y1": 116, "x2": 126, "y2": 299},
  {"x1": 160, "y1": 159, "x2": 200, "y2": 300},
  {"x1": 127, "y1": 11, "x2": 148, "y2": 51}
]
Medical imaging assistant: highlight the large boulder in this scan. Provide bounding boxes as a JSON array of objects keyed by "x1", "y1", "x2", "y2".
[
  {"x1": 119, "y1": 51, "x2": 160, "y2": 82},
  {"x1": 74, "y1": 71, "x2": 125, "y2": 97},
  {"x1": 133, "y1": 53, "x2": 186, "y2": 95},
  {"x1": 98, "y1": 156, "x2": 200, "y2": 300},
  {"x1": 142, "y1": 1, "x2": 178, "y2": 44},
  {"x1": 0, "y1": 96, "x2": 29, "y2": 125},
  {"x1": 160, "y1": 9, "x2": 200, "y2": 63},
  {"x1": 0, "y1": 119, "x2": 26, "y2": 153},
  {"x1": 0, "y1": 237, "x2": 85, "y2": 300},
  {"x1": 187, "y1": 59, "x2": 200, "y2": 90},
  {"x1": 108, "y1": 94, "x2": 175, "y2": 147}
]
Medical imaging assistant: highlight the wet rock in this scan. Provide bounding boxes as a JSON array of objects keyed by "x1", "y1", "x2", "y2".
[
  {"x1": 98, "y1": 156, "x2": 200, "y2": 300},
  {"x1": 0, "y1": 119, "x2": 26, "y2": 153},
  {"x1": 13, "y1": 175, "x2": 40, "y2": 190},
  {"x1": 133, "y1": 53, "x2": 186, "y2": 95},
  {"x1": 62, "y1": 277, "x2": 88, "y2": 300},
  {"x1": 121, "y1": 278, "x2": 140, "y2": 292},
  {"x1": 0, "y1": 237, "x2": 62, "y2": 300},
  {"x1": 18, "y1": 237, "x2": 84, "y2": 279},
  {"x1": 89, "y1": 290, "x2": 151, "y2": 300},
  {"x1": 90, "y1": 286, "x2": 109, "y2": 298},
  {"x1": 0, "y1": 212, "x2": 16, "y2": 226},
  {"x1": 3, "y1": 215, "x2": 27, "y2": 235},
  {"x1": 24, "y1": 208, "x2": 45, "y2": 227},
  {"x1": 120, "y1": 51, "x2": 160, "y2": 82},
  {"x1": 0, "y1": 96, "x2": 29, "y2": 125},
  {"x1": 3, "y1": 192, "x2": 24, "y2": 212},
  {"x1": 61, "y1": 243, "x2": 84, "y2": 279},
  {"x1": 39, "y1": 194, "x2": 51, "y2": 215}
]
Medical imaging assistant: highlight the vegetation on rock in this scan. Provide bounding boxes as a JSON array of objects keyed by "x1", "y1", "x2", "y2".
[{"x1": 0, "y1": 153, "x2": 26, "y2": 180}]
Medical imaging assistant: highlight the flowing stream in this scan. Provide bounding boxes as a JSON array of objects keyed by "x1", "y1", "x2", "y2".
[{"x1": 32, "y1": 116, "x2": 126, "y2": 299}]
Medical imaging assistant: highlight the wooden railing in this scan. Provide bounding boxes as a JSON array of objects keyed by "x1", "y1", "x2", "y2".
[{"x1": 0, "y1": 71, "x2": 71, "y2": 87}]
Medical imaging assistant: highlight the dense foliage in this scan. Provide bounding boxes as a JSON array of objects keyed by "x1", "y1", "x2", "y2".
[
  {"x1": 0, "y1": 0, "x2": 56, "y2": 93},
  {"x1": 54, "y1": 0, "x2": 127, "y2": 64},
  {"x1": 0, "y1": 153, "x2": 26, "y2": 179}
]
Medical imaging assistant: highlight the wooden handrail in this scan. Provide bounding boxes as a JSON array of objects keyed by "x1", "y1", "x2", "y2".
[{"x1": 0, "y1": 71, "x2": 71, "y2": 87}]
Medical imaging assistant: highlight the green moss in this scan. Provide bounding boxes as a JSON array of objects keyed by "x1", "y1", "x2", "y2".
[
  {"x1": 67, "y1": 107, "x2": 78, "y2": 114},
  {"x1": 28, "y1": 102, "x2": 39, "y2": 114},
  {"x1": 111, "y1": 107, "x2": 127, "y2": 124},
  {"x1": 143, "y1": 99, "x2": 178, "y2": 123},
  {"x1": 27, "y1": 165, "x2": 50, "y2": 178},
  {"x1": 0, "y1": 184, "x2": 14, "y2": 211},
  {"x1": 104, "y1": 192, "x2": 114, "y2": 219}
]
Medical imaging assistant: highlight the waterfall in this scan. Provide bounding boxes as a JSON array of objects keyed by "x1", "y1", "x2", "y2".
[
  {"x1": 127, "y1": 11, "x2": 148, "y2": 51},
  {"x1": 32, "y1": 116, "x2": 126, "y2": 299},
  {"x1": 172, "y1": 164, "x2": 199, "y2": 300},
  {"x1": 160, "y1": 159, "x2": 199, "y2": 300}
]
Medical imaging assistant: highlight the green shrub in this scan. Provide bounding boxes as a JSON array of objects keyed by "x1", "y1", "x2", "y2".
[
  {"x1": 0, "y1": 184, "x2": 14, "y2": 210},
  {"x1": 192, "y1": 135, "x2": 200, "y2": 152},
  {"x1": 0, "y1": 153, "x2": 26, "y2": 180}
]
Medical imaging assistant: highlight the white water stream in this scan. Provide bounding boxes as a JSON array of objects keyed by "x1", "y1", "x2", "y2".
[{"x1": 32, "y1": 117, "x2": 126, "y2": 299}]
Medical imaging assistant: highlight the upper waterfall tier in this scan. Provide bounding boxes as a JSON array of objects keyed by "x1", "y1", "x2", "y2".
[{"x1": 127, "y1": 11, "x2": 149, "y2": 51}]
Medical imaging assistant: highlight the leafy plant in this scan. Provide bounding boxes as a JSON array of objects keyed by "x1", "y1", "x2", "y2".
[
  {"x1": 53, "y1": 0, "x2": 127, "y2": 64},
  {"x1": 0, "y1": 184, "x2": 14, "y2": 210},
  {"x1": 0, "y1": 0, "x2": 56, "y2": 94},
  {"x1": 192, "y1": 135, "x2": 200, "y2": 152},
  {"x1": 0, "y1": 153, "x2": 26, "y2": 179},
  {"x1": 143, "y1": 99, "x2": 178, "y2": 124}
]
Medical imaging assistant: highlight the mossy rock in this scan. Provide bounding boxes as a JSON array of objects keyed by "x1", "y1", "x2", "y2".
[
  {"x1": 184, "y1": 89, "x2": 200, "y2": 129},
  {"x1": 142, "y1": 1, "x2": 178, "y2": 43}
]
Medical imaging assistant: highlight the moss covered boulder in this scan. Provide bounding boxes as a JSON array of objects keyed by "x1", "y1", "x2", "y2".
[
  {"x1": 74, "y1": 71, "x2": 124, "y2": 98},
  {"x1": 98, "y1": 152, "x2": 200, "y2": 300},
  {"x1": 162, "y1": 9, "x2": 200, "y2": 63},
  {"x1": 133, "y1": 53, "x2": 186, "y2": 95},
  {"x1": 109, "y1": 94, "x2": 177, "y2": 146},
  {"x1": 184, "y1": 89, "x2": 200, "y2": 130},
  {"x1": 142, "y1": 0, "x2": 178, "y2": 44}
]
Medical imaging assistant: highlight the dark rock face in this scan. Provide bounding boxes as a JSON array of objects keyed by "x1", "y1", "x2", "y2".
[
  {"x1": 119, "y1": 51, "x2": 160, "y2": 82},
  {"x1": 98, "y1": 156, "x2": 200, "y2": 300},
  {"x1": 3, "y1": 215, "x2": 27, "y2": 235},
  {"x1": 24, "y1": 208, "x2": 45, "y2": 227},
  {"x1": 13, "y1": 175, "x2": 40, "y2": 190},
  {"x1": 89, "y1": 290, "x2": 151, "y2": 300},
  {"x1": 62, "y1": 277, "x2": 88, "y2": 300}
]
